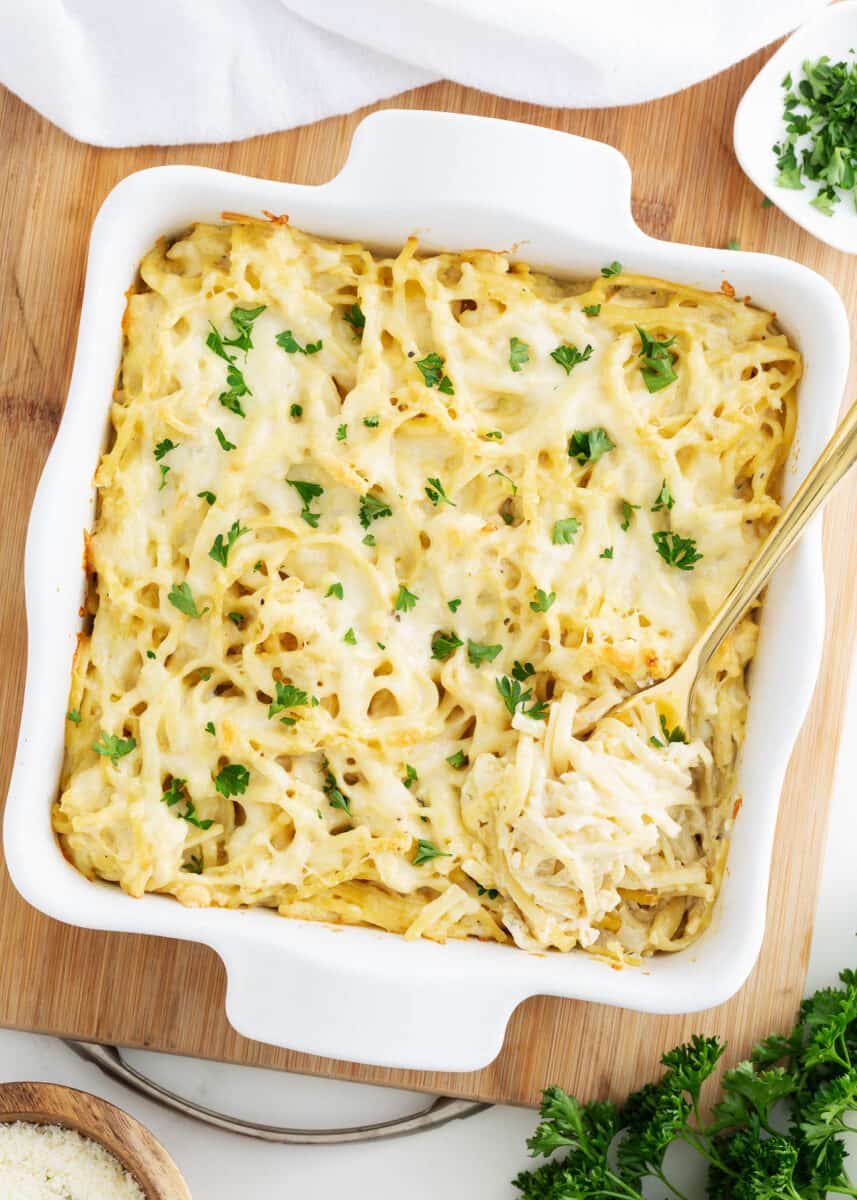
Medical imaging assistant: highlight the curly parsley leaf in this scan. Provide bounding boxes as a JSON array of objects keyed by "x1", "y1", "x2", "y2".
[
  {"x1": 530, "y1": 588, "x2": 556, "y2": 613},
  {"x1": 601, "y1": 261, "x2": 623, "y2": 277},
  {"x1": 496, "y1": 675, "x2": 549, "y2": 721},
  {"x1": 413, "y1": 839, "x2": 451, "y2": 865},
  {"x1": 620, "y1": 499, "x2": 640, "y2": 531},
  {"x1": 93, "y1": 731, "x2": 136, "y2": 763},
  {"x1": 467, "y1": 639, "x2": 502, "y2": 667},
  {"x1": 431, "y1": 630, "x2": 463, "y2": 661},
  {"x1": 552, "y1": 517, "x2": 581, "y2": 545},
  {"x1": 425, "y1": 477, "x2": 455, "y2": 507},
  {"x1": 343, "y1": 302, "x2": 365, "y2": 337},
  {"x1": 551, "y1": 343, "x2": 593, "y2": 376},
  {"x1": 168, "y1": 581, "x2": 208, "y2": 618},
  {"x1": 416, "y1": 352, "x2": 454, "y2": 394},
  {"x1": 323, "y1": 765, "x2": 351, "y2": 815},
  {"x1": 268, "y1": 681, "x2": 312, "y2": 719},
  {"x1": 287, "y1": 479, "x2": 324, "y2": 527},
  {"x1": 275, "y1": 330, "x2": 322, "y2": 356},
  {"x1": 215, "y1": 763, "x2": 250, "y2": 797},
  {"x1": 649, "y1": 713, "x2": 689, "y2": 748},
  {"x1": 568, "y1": 427, "x2": 615, "y2": 465},
  {"x1": 395, "y1": 584, "x2": 418, "y2": 612},
  {"x1": 651, "y1": 479, "x2": 675, "y2": 512},
  {"x1": 208, "y1": 519, "x2": 249, "y2": 567},
  {"x1": 637, "y1": 326, "x2": 678, "y2": 393},
  {"x1": 215, "y1": 427, "x2": 236, "y2": 452},
  {"x1": 67, "y1": 708, "x2": 82, "y2": 724},
  {"x1": 358, "y1": 492, "x2": 392, "y2": 528},
  {"x1": 653, "y1": 529, "x2": 703, "y2": 571},
  {"x1": 509, "y1": 337, "x2": 530, "y2": 372}
]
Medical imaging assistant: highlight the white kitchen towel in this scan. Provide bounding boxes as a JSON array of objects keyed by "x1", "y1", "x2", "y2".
[{"x1": 0, "y1": 0, "x2": 828, "y2": 147}]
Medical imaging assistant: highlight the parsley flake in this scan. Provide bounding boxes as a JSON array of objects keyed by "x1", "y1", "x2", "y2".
[
  {"x1": 343, "y1": 627, "x2": 357, "y2": 645},
  {"x1": 445, "y1": 751, "x2": 469, "y2": 770},
  {"x1": 358, "y1": 492, "x2": 392, "y2": 528},
  {"x1": 530, "y1": 588, "x2": 556, "y2": 613},
  {"x1": 651, "y1": 479, "x2": 675, "y2": 512},
  {"x1": 214, "y1": 763, "x2": 249, "y2": 797},
  {"x1": 551, "y1": 343, "x2": 593, "y2": 375},
  {"x1": 601, "y1": 260, "x2": 622, "y2": 277},
  {"x1": 197, "y1": 490, "x2": 216, "y2": 505},
  {"x1": 552, "y1": 517, "x2": 581, "y2": 545},
  {"x1": 653, "y1": 530, "x2": 703, "y2": 571},
  {"x1": 509, "y1": 337, "x2": 530, "y2": 372},
  {"x1": 582, "y1": 303, "x2": 601, "y2": 316},
  {"x1": 447, "y1": 598, "x2": 462, "y2": 613},
  {"x1": 649, "y1": 712, "x2": 689, "y2": 748},
  {"x1": 268, "y1": 681, "x2": 311, "y2": 719},
  {"x1": 395, "y1": 584, "x2": 418, "y2": 612},
  {"x1": 495, "y1": 675, "x2": 549, "y2": 721},
  {"x1": 568, "y1": 427, "x2": 615, "y2": 464},
  {"x1": 431, "y1": 630, "x2": 463, "y2": 661},
  {"x1": 215, "y1": 427, "x2": 236, "y2": 452},
  {"x1": 336, "y1": 423, "x2": 348, "y2": 442},
  {"x1": 325, "y1": 582, "x2": 344, "y2": 599},
  {"x1": 343, "y1": 303, "x2": 365, "y2": 337},
  {"x1": 416, "y1": 352, "x2": 454, "y2": 394},
  {"x1": 208, "y1": 519, "x2": 249, "y2": 567},
  {"x1": 467, "y1": 639, "x2": 502, "y2": 667},
  {"x1": 275, "y1": 330, "x2": 323, "y2": 356},
  {"x1": 425, "y1": 477, "x2": 455, "y2": 507},
  {"x1": 93, "y1": 731, "x2": 136, "y2": 763},
  {"x1": 413, "y1": 839, "x2": 451, "y2": 865},
  {"x1": 168, "y1": 581, "x2": 208, "y2": 618},
  {"x1": 637, "y1": 326, "x2": 678, "y2": 393},
  {"x1": 600, "y1": 546, "x2": 614, "y2": 559},
  {"x1": 620, "y1": 499, "x2": 640, "y2": 531},
  {"x1": 67, "y1": 708, "x2": 82, "y2": 724}
]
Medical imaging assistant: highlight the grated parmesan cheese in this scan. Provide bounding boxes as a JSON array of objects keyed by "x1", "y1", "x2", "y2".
[{"x1": 0, "y1": 1121, "x2": 145, "y2": 1200}]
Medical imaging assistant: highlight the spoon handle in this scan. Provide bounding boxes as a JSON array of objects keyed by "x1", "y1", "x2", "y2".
[{"x1": 694, "y1": 394, "x2": 857, "y2": 678}]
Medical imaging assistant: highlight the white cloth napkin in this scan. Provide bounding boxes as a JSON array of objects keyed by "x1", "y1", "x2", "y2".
[{"x1": 0, "y1": 0, "x2": 827, "y2": 147}]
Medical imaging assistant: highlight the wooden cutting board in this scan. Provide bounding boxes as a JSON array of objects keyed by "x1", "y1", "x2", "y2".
[{"x1": 2, "y1": 44, "x2": 857, "y2": 1109}]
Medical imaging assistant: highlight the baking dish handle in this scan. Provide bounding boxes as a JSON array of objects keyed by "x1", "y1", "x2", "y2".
[
  {"x1": 215, "y1": 938, "x2": 521, "y2": 1074},
  {"x1": 320, "y1": 108, "x2": 643, "y2": 240}
]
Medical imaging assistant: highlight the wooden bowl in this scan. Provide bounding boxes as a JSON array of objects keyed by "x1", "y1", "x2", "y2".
[{"x1": 0, "y1": 1081, "x2": 191, "y2": 1199}]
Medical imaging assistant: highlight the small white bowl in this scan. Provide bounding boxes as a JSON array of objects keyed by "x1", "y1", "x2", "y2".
[{"x1": 735, "y1": 0, "x2": 857, "y2": 253}]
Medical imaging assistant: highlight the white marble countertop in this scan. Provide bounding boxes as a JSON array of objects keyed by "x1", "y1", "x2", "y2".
[{"x1": 3, "y1": 661, "x2": 855, "y2": 1198}]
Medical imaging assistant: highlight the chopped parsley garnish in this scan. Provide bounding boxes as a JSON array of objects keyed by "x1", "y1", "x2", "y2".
[
  {"x1": 275, "y1": 330, "x2": 323, "y2": 356},
  {"x1": 513, "y1": 660, "x2": 536, "y2": 681},
  {"x1": 208, "y1": 519, "x2": 249, "y2": 567},
  {"x1": 431, "y1": 630, "x2": 463, "y2": 661},
  {"x1": 467, "y1": 639, "x2": 502, "y2": 667},
  {"x1": 287, "y1": 479, "x2": 324, "y2": 527},
  {"x1": 726, "y1": 238, "x2": 741, "y2": 251},
  {"x1": 227, "y1": 611, "x2": 244, "y2": 626},
  {"x1": 358, "y1": 492, "x2": 392, "y2": 528},
  {"x1": 343, "y1": 627, "x2": 357, "y2": 644},
  {"x1": 476, "y1": 884, "x2": 499, "y2": 899},
  {"x1": 154, "y1": 439, "x2": 178, "y2": 460},
  {"x1": 403, "y1": 764, "x2": 418, "y2": 789},
  {"x1": 323, "y1": 765, "x2": 351, "y2": 815},
  {"x1": 343, "y1": 302, "x2": 365, "y2": 337},
  {"x1": 550, "y1": 343, "x2": 593, "y2": 375},
  {"x1": 582, "y1": 303, "x2": 601, "y2": 316},
  {"x1": 268, "y1": 681, "x2": 312, "y2": 719},
  {"x1": 67, "y1": 708, "x2": 82, "y2": 724},
  {"x1": 208, "y1": 305, "x2": 266, "y2": 356},
  {"x1": 183, "y1": 854, "x2": 204, "y2": 874},
  {"x1": 484, "y1": 430, "x2": 504, "y2": 440},
  {"x1": 362, "y1": 533, "x2": 376, "y2": 546},
  {"x1": 600, "y1": 546, "x2": 614, "y2": 559},
  {"x1": 395, "y1": 584, "x2": 418, "y2": 612},
  {"x1": 205, "y1": 721, "x2": 215, "y2": 736},
  {"x1": 93, "y1": 731, "x2": 136, "y2": 763},
  {"x1": 568, "y1": 427, "x2": 615, "y2": 464},
  {"x1": 425, "y1": 476, "x2": 455, "y2": 507},
  {"x1": 363, "y1": 414, "x2": 380, "y2": 428},
  {"x1": 490, "y1": 469, "x2": 517, "y2": 494},
  {"x1": 447, "y1": 598, "x2": 462, "y2": 613},
  {"x1": 197, "y1": 669, "x2": 212, "y2": 681},
  {"x1": 158, "y1": 464, "x2": 171, "y2": 490},
  {"x1": 413, "y1": 839, "x2": 451, "y2": 865},
  {"x1": 197, "y1": 490, "x2": 216, "y2": 505},
  {"x1": 601, "y1": 260, "x2": 622, "y2": 277},
  {"x1": 530, "y1": 588, "x2": 556, "y2": 613},
  {"x1": 215, "y1": 427, "x2": 236, "y2": 452},
  {"x1": 552, "y1": 517, "x2": 581, "y2": 545},
  {"x1": 290, "y1": 403, "x2": 303, "y2": 418},
  {"x1": 649, "y1": 712, "x2": 689, "y2": 748},
  {"x1": 162, "y1": 778, "x2": 214, "y2": 829},
  {"x1": 168, "y1": 581, "x2": 208, "y2": 618},
  {"x1": 774, "y1": 55, "x2": 857, "y2": 212},
  {"x1": 214, "y1": 763, "x2": 249, "y2": 797},
  {"x1": 146, "y1": 650, "x2": 156, "y2": 659},
  {"x1": 254, "y1": 561, "x2": 263, "y2": 572},
  {"x1": 509, "y1": 337, "x2": 530, "y2": 372},
  {"x1": 653, "y1": 530, "x2": 703, "y2": 571},
  {"x1": 620, "y1": 499, "x2": 640, "y2": 531},
  {"x1": 217, "y1": 363, "x2": 251, "y2": 417},
  {"x1": 415, "y1": 352, "x2": 454, "y2": 394},
  {"x1": 445, "y1": 751, "x2": 469, "y2": 770},
  {"x1": 761, "y1": 195, "x2": 773, "y2": 207},
  {"x1": 495, "y1": 675, "x2": 549, "y2": 721},
  {"x1": 637, "y1": 326, "x2": 678, "y2": 393},
  {"x1": 325, "y1": 582, "x2": 344, "y2": 599},
  {"x1": 651, "y1": 479, "x2": 675, "y2": 512},
  {"x1": 336, "y1": 423, "x2": 348, "y2": 442}
]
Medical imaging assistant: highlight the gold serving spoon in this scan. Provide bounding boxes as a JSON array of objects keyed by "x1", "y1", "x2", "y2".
[{"x1": 574, "y1": 395, "x2": 857, "y2": 740}]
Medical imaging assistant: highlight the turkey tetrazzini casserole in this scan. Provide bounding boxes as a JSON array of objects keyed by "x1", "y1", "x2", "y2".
[{"x1": 55, "y1": 219, "x2": 800, "y2": 961}]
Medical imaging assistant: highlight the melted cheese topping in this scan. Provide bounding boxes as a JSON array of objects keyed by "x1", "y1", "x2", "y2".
[{"x1": 55, "y1": 219, "x2": 800, "y2": 958}]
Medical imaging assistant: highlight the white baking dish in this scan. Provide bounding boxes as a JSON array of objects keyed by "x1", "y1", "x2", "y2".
[{"x1": 5, "y1": 111, "x2": 849, "y2": 1074}]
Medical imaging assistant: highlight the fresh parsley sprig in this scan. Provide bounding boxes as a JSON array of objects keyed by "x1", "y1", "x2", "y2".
[
  {"x1": 415, "y1": 352, "x2": 454, "y2": 394},
  {"x1": 209, "y1": 519, "x2": 248, "y2": 567},
  {"x1": 551, "y1": 343, "x2": 593, "y2": 376},
  {"x1": 496, "y1": 675, "x2": 549, "y2": 721},
  {"x1": 568, "y1": 428, "x2": 615, "y2": 465},
  {"x1": 637, "y1": 326, "x2": 678, "y2": 394},
  {"x1": 653, "y1": 530, "x2": 703, "y2": 571},
  {"x1": 514, "y1": 963, "x2": 857, "y2": 1200}
]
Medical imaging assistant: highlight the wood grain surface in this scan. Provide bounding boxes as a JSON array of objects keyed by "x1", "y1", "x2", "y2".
[
  {"x1": 0, "y1": 1081, "x2": 191, "y2": 1199},
  {"x1": 2, "y1": 43, "x2": 856, "y2": 1109}
]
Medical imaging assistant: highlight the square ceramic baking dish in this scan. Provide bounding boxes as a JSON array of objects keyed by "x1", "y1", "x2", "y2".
[{"x1": 5, "y1": 110, "x2": 849, "y2": 1073}]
